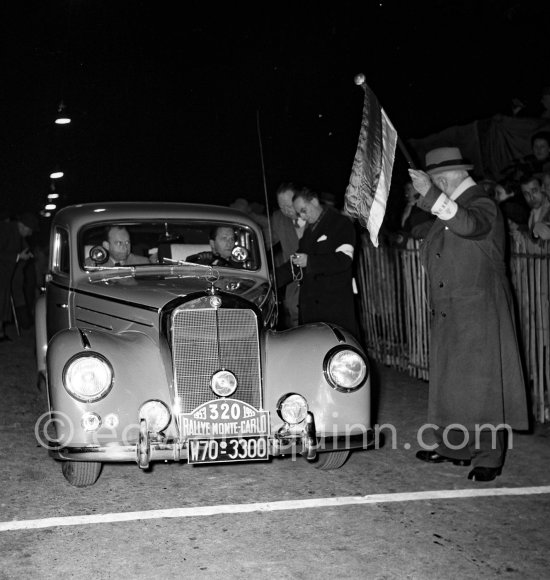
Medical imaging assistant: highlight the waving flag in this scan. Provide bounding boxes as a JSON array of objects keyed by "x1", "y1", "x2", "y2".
[{"x1": 344, "y1": 78, "x2": 397, "y2": 247}]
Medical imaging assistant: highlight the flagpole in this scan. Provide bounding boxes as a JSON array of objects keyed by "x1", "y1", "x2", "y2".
[{"x1": 354, "y1": 73, "x2": 417, "y2": 169}]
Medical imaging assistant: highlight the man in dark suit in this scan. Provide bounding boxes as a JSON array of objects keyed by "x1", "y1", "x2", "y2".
[
  {"x1": 409, "y1": 147, "x2": 529, "y2": 482},
  {"x1": 276, "y1": 186, "x2": 358, "y2": 338}
]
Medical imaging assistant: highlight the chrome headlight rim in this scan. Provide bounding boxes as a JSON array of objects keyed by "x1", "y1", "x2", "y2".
[
  {"x1": 323, "y1": 346, "x2": 368, "y2": 393},
  {"x1": 138, "y1": 399, "x2": 171, "y2": 433},
  {"x1": 276, "y1": 392, "x2": 308, "y2": 425},
  {"x1": 62, "y1": 352, "x2": 114, "y2": 403}
]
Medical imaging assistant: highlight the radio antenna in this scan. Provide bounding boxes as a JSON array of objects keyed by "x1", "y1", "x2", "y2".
[{"x1": 256, "y1": 109, "x2": 279, "y2": 323}]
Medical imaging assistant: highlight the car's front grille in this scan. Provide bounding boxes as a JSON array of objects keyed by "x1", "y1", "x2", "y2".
[{"x1": 172, "y1": 308, "x2": 262, "y2": 413}]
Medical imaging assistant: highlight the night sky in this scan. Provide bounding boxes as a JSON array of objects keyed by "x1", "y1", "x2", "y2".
[{"x1": 2, "y1": 0, "x2": 549, "y2": 223}]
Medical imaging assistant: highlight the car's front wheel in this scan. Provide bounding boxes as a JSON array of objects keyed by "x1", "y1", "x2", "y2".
[
  {"x1": 313, "y1": 450, "x2": 350, "y2": 470},
  {"x1": 61, "y1": 461, "x2": 102, "y2": 487}
]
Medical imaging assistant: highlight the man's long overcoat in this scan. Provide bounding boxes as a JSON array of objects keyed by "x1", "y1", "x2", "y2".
[{"x1": 420, "y1": 184, "x2": 529, "y2": 430}]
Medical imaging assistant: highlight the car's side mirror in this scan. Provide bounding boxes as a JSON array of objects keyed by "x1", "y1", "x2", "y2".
[{"x1": 89, "y1": 245, "x2": 109, "y2": 265}]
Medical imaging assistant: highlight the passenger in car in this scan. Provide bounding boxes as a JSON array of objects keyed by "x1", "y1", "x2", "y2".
[
  {"x1": 186, "y1": 226, "x2": 244, "y2": 268},
  {"x1": 85, "y1": 225, "x2": 150, "y2": 266}
]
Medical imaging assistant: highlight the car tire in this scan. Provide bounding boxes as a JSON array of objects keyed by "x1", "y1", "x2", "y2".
[
  {"x1": 313, "y1": 450, "x2": 350, "y2": 470},
  {"x1": 61, "y1": 461, "x2": 102, "y2": 487}
]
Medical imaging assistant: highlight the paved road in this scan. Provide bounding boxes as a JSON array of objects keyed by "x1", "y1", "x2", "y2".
[{"x1": 1, "y1": 328, "x2": 549, "y2": 579}]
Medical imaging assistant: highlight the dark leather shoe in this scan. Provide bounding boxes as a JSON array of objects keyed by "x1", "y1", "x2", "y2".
[
  {"x1": 467, "y1": 466, "x2": 502, "y2": 482},
  {"x1": 416, "y1": 450, "x2": 471, "y2": 467}
]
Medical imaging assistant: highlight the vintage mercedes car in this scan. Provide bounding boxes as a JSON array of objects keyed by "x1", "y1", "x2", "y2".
[{"x1": 35, "y1": 202, "x2": 373, "y2": 486}]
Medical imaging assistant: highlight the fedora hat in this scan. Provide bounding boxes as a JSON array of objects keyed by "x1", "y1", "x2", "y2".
[{"x1": 425, "y1": 147, "x2": 473, "y2": 174}]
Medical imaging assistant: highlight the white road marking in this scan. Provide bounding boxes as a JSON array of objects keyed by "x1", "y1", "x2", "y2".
[{"x1": 1, "y1": 486, "x2": 549, "y2": 532}]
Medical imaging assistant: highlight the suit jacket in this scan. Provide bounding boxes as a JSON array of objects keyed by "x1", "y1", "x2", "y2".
[{"x1": 418, "y1": 183, "x2": 529, "y2": 430}]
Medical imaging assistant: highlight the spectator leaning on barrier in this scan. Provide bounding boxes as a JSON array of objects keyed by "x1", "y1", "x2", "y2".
[
  {"x1": 408, "y1": 146, "x2": 529, "y2": 483},
  {"x1": 520, "y1": 173, "x2": 550, "y2": 241}
]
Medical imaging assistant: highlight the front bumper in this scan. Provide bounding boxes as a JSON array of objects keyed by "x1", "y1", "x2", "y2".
[{"x1": 49, "y1": 430, "x2": 375, "y2": 464}]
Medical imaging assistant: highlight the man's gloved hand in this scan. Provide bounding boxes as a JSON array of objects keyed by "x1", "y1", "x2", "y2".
[{"x1": 408, "y1": 169, "x2": 432, "y2": 197}]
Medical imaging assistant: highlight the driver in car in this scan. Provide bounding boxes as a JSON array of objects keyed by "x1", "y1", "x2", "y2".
[
  {"x1": 86, "y1": 225, "x2": 150, "y2": 266},
  {"x1": 186, "y1": 226, "x2": 244, "y2": 268}
]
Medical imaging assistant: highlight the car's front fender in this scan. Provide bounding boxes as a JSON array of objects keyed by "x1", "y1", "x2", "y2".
[
  {"x1": 46, "y1": 328, "x2": 174, "y2": 446},
  {"x1": 263, "y1": 323, "x2": 371, "y2": 437}
]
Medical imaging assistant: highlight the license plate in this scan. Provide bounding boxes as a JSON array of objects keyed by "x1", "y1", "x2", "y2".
[{"x1": 187, "y1": 436, "x2": 269, "y2": 464}]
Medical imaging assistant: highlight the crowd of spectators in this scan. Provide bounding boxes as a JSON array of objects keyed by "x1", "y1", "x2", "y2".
[
  {"x1": 464, "y1": 130, "x2": 550, "y2": 245},
  {"x1": 382, "y1": 86, "x2": 550, "y2": 250}
]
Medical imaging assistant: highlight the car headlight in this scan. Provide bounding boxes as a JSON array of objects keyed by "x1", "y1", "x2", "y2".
[
  {"x1": 277, "y1": 393, "x2": 308, "y2": 424},
  {"x1": 210, "y1": 370, "x2": 238, "y2": 397},
  {"x1": 323, "y1": 347, "x2": 368, "y2": 393},
  {"x1": 139, "y1": 400, "x2": 171, "y2": 433},
  {"x1": 63, "y1": 353, "x2": 113, "y2": 402}
]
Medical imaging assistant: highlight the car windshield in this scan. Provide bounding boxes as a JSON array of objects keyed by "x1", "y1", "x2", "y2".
[{"x1": 80, "y1": 220, "x2": 261, "y2": 271}]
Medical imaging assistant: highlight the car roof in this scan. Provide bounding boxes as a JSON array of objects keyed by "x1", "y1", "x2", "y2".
[{"x1": 52, "y1": 202, "x2": 262, "y2": 232}]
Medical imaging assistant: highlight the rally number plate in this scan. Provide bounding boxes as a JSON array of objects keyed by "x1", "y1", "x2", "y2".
[{"x1": 187, "y1": 436, "x2": 269, "y2": 464}]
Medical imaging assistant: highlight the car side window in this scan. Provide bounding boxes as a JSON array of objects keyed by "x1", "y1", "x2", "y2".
[{"x1": 52, "y1": 227, "x2": 70, "y2": 275}]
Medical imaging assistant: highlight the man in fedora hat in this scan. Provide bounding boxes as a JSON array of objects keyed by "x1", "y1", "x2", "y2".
[{"x1": 408, "y1": 147, "x2": 529, "y2": 482}]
